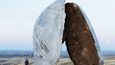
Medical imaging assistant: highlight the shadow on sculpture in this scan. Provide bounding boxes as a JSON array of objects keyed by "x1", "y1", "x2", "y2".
[{"x1": 62, "y1": 3, "x2": 102, "y2": 65}]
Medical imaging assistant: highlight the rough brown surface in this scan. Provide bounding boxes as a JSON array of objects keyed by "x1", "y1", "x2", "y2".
[{"x1": 63, "y1": 3, "x2": 100, "y2": 65}]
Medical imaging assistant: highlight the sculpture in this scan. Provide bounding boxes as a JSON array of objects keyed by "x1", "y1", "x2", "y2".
[{"x1": 33, "y1": 0, "x2": 103, "y2": 65}]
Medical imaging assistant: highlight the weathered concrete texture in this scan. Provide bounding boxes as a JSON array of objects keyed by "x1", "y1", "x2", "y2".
[
  {"x1": 33, "y1": 0, "x2": 65, "y2": 65},
  {"x1": 63, "y1": 3, "x2": 100, "y2": 65}
]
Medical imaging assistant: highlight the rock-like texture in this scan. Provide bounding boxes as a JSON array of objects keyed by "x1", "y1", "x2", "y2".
[
  {"x1": 63, "y1": 3, "x2": 100, "y2": 65},
  {"x1": 33, "y1": 0, "x2": 65, "y2": 65}
]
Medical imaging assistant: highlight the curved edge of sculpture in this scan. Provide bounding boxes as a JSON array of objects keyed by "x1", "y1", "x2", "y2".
[{"x1": 79, "y1": 6, "x2": 104, "y2": 65}]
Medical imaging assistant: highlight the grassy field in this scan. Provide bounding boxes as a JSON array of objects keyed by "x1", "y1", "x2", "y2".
[{"x1": 0, "y1": 56, "x2": 115, "y2": 65}]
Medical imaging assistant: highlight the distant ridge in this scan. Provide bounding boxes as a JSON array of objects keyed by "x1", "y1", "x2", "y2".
[
  {"x1": 0, "y1": 50, "x2": 33, "y2": 58},
  {"x1": 0, "y1": 50, "x2": 115, "y2": 58},
  {"x1": 0, "y1": 50, "x2": 69, "y2": 58},
  {"x1": 102, "y1": 51, "x2": 115, "y2": 56}
]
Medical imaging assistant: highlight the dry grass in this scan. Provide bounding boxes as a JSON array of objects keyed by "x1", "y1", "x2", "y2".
[{"x1": 0, "y1": 56, "x2": 115, "y2": 65}]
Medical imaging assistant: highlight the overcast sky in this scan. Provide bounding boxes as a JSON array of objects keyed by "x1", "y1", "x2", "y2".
[{"x1": 0, "y1": 0, "x2": 115, "y2": 51}]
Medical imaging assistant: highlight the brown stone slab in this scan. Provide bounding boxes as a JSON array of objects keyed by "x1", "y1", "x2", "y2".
[{"x1": 63, "y1": 3, "x2": 100, "y2": 65}]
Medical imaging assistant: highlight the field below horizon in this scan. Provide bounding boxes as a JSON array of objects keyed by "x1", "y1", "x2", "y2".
[
  {"x1": 0, "y1": 50, "x2": 115, "y2": 65},
  {"x1": 0, "y1": 56, "x2": 115, "y2": 65}
]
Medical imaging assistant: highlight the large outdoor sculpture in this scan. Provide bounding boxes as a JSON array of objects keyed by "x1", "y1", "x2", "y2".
[{"x1": 33, "y1": 0, "x2": 103, "y2": 65}]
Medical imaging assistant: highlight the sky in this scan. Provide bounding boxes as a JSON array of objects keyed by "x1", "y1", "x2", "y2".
[{"x1": 0, "y1": 0, "x2": 115, "y2": 51}]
